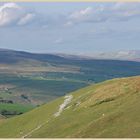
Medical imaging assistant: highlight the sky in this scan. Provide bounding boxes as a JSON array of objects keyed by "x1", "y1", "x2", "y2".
[{"x1": 0, "y1": 2, "x2": 140, "y2": 55}]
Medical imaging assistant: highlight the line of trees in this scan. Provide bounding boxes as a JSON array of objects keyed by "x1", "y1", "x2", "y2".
[{"x1": 0, "y1": 110, "x2": 23, "y2": 117}]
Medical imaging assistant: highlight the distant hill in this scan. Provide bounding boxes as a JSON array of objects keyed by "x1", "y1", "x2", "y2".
[
  {"x1": 0, "y1": 49, "x2": 69, "y2": 64},
  {"x1": 76, "y1": 50, "x2": 140, "y2": 62},
  {"x1": 0, "y1": 76, "x2": 140, "y2": 138},
  {"x1": 1, "y1": 48, "x2": 140, "y2": 84},
  {"x1": 0, "y1": 48, "x2": 140, "y2": 64}
]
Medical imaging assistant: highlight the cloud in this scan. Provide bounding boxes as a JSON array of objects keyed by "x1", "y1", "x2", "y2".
[
  {"x1": 66, "y1": 3, "x2": 140, "y2": 25},
  {"x1": 69, "y1": 7, "x2": 92, "y2": 21},
  {"x1": 0, "y1": 3, "x2": 36, "y2": 27},
  {"x1": 110, "y1": 3, "x2": 140, "y2": 21},
  {"x1": 66, "y1": 7, "x2": 94, "y2": 25},
  {"x1": 1, "y1": 2, "x2": 140, "y2": 28},
  {"x1": 17, "y1": 13, "x2": 36, "y2": 25},
  {"x1": 0, "y1": 3, "x2": 22, "y2": 26}
]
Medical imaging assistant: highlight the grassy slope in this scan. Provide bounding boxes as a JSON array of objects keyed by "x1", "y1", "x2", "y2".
[
  {"x1": 0, "y1": 104, "x2": 34, "y2": 114},
  {"x1": 0, "y1": 76, "x2": 140, "y2": 137}
]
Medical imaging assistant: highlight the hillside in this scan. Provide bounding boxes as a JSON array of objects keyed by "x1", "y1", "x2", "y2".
[
  {"x1": 0, "y1": 48, "x2": 140, "y2": 118},
  {"x1": 0, "y1": 76, "x2": 140, "y2": 138},
  {"x1": 0, "y1": 49, "x2": 140, "y2": 108}
]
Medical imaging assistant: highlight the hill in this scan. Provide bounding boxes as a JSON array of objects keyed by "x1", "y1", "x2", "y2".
[
  {"x1": 0, "y1": 76, "x2": 140, "y2": 138},
  {"x1": 78, "y1": 50, "x2": 140, "y2": 62},
  {"x1": 0, "y1": 49, "x2": 140, "y2": 116}
]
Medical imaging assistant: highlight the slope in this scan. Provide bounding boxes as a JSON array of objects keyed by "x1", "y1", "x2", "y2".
[
  {"x1": 1, "y1": 49, "x2": 140, "y2": 107},
  {"x1": 0, "y1": 76, "x2": 140, "y2": 138}
]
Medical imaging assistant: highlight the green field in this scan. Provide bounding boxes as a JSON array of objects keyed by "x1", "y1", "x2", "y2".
[
  {"x1": 0, "y1": 104, "x2": 33, "y2": 112},
  {"x1": 0, "y1": 74, "x2": 88, "y2": 105},
  {"x1": 0, "y1": 103, "x2": 34, "y2": 118},
  {"x1": 0, "y1": 76, "x2": 140, "y2": 137}
]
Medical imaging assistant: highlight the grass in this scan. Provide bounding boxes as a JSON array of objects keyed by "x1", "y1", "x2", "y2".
[
  {"x1": 0, "y1": 103, "x2": 34, "y2": 113},
  {"x1": 0, "y1": 103, "x2": 34, "y2": 118},
  {"x1": 0, "y1": 76, "x2": 140, "y2": 137}
]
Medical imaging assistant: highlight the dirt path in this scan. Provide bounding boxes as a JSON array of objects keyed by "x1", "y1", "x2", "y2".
[
  {"x1": 21, "y1": 119, "x2": 50, "y2": 138},
  {"x1": 54, "y1": 95, "x2": 73, "y2": 117},
  {"x1": 21, "y1": 94, "x2": 73, "y2": 138}
]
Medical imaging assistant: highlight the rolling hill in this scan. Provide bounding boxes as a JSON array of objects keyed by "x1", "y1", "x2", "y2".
[
  {"x1": 0, "y1": 49, "x2": 140, "y2": 117},
  {"x1": 0, "y1": 76, "x2": 140, "y2": 138}
]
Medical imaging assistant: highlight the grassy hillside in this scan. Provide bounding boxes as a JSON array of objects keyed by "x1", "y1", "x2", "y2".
[{"x1": 0, "y1": 76, "x2": 140, "y2": 138}]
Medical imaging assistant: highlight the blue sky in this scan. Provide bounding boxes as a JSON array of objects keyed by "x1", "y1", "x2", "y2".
[{"x1": 0, "y1": 2, "x2": 140, "y2": 55}]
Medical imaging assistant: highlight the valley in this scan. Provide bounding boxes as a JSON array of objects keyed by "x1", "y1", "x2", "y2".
[
  {"x1": 0, "y1": 1, "x2": 140, "y2": 138},
  {"x1": 0, "y1": 49, "x2": 140, "y2": 118}
]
